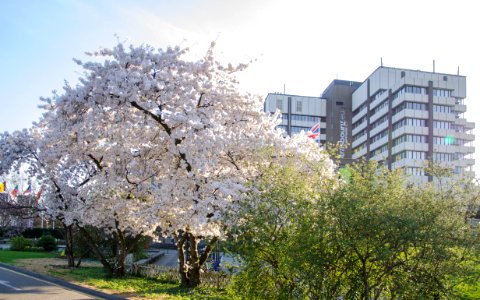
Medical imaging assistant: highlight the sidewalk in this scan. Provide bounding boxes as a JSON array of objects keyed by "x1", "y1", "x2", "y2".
[{"x1": 0, "y1": 262, "x2": 126, "y2": 300}]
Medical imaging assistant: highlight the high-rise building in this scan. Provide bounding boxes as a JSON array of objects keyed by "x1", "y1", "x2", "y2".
[
  {"x1": 264, "y1": 93, "x2": 328, "y2": 144},
  {"x1": 265, "y1": 66, "x2": 475, "y2": 181}
]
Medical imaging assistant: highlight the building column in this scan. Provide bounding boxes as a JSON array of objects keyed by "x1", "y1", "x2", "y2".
[{"x1": 427, "y1": 81, "x2": 434, "y2": 182}]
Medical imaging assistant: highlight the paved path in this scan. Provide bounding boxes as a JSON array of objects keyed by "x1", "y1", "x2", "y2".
[
  {"x1": 153, "y1": 249, "x2": 178, "y2": 267},
  {"x1": 0, "y1": 264, "x2": 124, "y2": 300}
]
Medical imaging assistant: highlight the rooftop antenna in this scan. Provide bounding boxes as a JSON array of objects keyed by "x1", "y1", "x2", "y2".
[
  {"x1": 457, "y1": 66, "x2": 460, "y2": 75},
  {"x1": 381, "y1": 57, "x2": 383, "y2": 67},
  {"x1": 433, "y1": 59, "x2": 435, "y2": 73},
  {"x1": 283, "y1": 84, "x2": 286, "y2": 95}
]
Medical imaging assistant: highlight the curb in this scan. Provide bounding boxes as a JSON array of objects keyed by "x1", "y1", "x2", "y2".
[{"x1": 0, "y1": 262, "x2": 126, "y2": 300}]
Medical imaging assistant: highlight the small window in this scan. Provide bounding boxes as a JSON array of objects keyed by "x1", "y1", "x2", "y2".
[
  {"x1": 443, "y1": 75, "x2": 448, "y2": 81},
  {"x1": 296, "y1": 101, "x2": 302, "y2": 112},
  {"x1": 336, "y1": 101, "x2": 344, "y2": 106},
  {"x1": 276, "y1": 99, "x2": 283, "y2": 110},
  {"x1": 401, "y1": 71, "x2": 405, "y2": 78}
]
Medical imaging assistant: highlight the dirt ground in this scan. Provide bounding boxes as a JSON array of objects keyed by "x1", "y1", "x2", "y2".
[{"x1": 13, "y1": 258, "x2": 101, "y2": 275}]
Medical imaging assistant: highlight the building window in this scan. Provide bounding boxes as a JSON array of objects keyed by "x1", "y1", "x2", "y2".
[
  {"x1": 291, "y1": 126, "x2": 311, "y2": 134},
  {"x1": 353, "y1": 116, "x2": 367, "y2": 130},
  {"x1": 370, "y1": 129, "x2": 388, "y2": 144},
  {"x1": 405, "y1": 167, "x2": 425, "y2": 176},
  {"x1": 393, "y1": 134, "x2": 427, "y2": 146},
  {"x1": 290, "y1": 114, "x2": 324, "y2": 123},
  {"x1": 433, "y1": 105, "x2": 452, "y2": 113},
  {"x1": 353, "y1": 129, "x2": 367, "y2": 142},
  {"x1": 370, "y1": 114, "x2": 388, "y2": 130},
  {"x1": 336, "y1": 101, "x2": 344, "y2": 106},
  {"x1": 394, "y1": 151, "x2": 426, "y2": 161},
  {"x1": 393, "y1": 102, "x2": 427, "y2": 115},
  {"x1": 393, "y1": 118, "x2": 427, "y2": 130},
  {"x1": 353, "y1": 142, "x2": 366, "y2": 154},
  {"x1": 405, "y1": 86, "x2": 427, "y2": 95},
  {"x1": 433, "y1": 121, "x2": 451, "y2": 129},
  {"x1": 353, "y1": 102, "x2": 368, "y2": 116},
  {"x1": 371, "y1": 144, "x2": 388, "y2": 157},
  {"x1": 276, "y1": 99, "x2": 283, "y2": 110},
  {"x1": 371, "y1": 100, "x2": 389, "y2": 115},
  {"x1": 433, "y1": 152, "x2": 452, "y2": 162},
  {"x1": 296, "y1": 101, "x2": 302, "y2": 112},
  {"x1": 433, "y1": 89, "x2": 452, "y2": 97}
]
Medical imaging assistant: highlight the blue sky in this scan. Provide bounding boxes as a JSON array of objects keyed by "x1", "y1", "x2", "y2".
[{"x1": 1, "y1": 0, "x2": 479, "y2": 173}]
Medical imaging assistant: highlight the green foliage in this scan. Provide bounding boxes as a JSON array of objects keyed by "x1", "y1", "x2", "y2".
[
  {"x1": 36, "y1": 235, "x2": 57, "y2": 251},
  {"x1": 9, "y1": 235, "x2": 33, "y2": 251},
  {"x1": 229, "y1": 159, "x2": 480, "y2": 299},
  {"x1": 228, "y1": 156, "x2": 335, "y2": 299},
  {"x1": 132, "y1": 236, "x2": 152, "y2": 261},
  {"x1": 0, "y1": 250, "x2": 56, "y2": 263}
]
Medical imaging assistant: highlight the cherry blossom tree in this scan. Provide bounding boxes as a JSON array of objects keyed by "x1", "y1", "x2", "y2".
[
  {"x1": 0, "y1": 128, "x2": 94, "y2": 267},
  {"x1": 37, "y1": 41, "x2": 335, "y2": 286}
]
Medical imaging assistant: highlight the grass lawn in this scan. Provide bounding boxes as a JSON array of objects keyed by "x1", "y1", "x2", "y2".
[
  {"x1": 0, "y1": 250, "x2": 231, "y2": 299},
  {"x1": 48, "y1": 266, "x2": 232, "y2": 300},
  {"x1": 0, "y1": 249, "x2": 57, "y2": 264}
]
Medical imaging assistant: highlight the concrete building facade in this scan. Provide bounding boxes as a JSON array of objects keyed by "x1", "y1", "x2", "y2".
[
  {"x1": 265, "y1": 66, "x2": 475, "y2": 181},
  {"x1": 264, "y1": 93, "x2": 328, "y2": 144}
]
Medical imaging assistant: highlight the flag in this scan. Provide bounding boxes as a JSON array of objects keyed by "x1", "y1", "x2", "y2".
[
  {"x1": 11, "y1": 184, "x2": 19, "y2": 198},
  {"x1": 0, "y1": 182, "x2": 4, "y2": 193},
  {"x1": 307, "y1": 122, "x2": 321, "y2": 141},
  {"x1": 23, "y1": 183, "x2": 32, "y2": 195},
  {"x1": 36, "y1": 188, "x2": 43, "y2": 202}
]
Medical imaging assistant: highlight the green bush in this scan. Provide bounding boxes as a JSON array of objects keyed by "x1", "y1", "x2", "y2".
[
  {"x1": 10, "y1": 235, "x2": 33, "y2": 251},
  {"x1": 36, "y1": 235, "x2": 57, "y2": 251}
]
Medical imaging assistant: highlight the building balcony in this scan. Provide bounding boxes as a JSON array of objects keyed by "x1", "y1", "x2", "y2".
[
  {"x1": 370, "y1": 136, "x2": 389, "y2": 151},
  {"x1": 433, "y1": 112, "x2": 456, "y2": 122},
  {"x1": 352, "y1": 134, "x2": 367, "y2": 149},
  {"x1": 392, "y1": 109, "x2": 428, "y2": 124},
  {"x1": 453, "y1": 103, "x2": 467, "y2": 113},
  {"x1": 433, "y1": 96, "x2": 456, "y2": 106},
  {"x1": 352, "y1": 120, "x2": 367, "y2": 136},
  {"x1": 370, "y1": 106, "x2": 388, "y2": 124},
  {"x1": 392, "y1": 126, "x2": 428, "y2": 139},
  {"x1": 392, "y1": 142, "x2": 428, "y2": 157},
  {"x1": 352, "y1": 106, "x2": 367, "y2": 124},
  {"x1": 369, "y1": 95, "x2": 389, "y2": 113},
  {"x1": 352, "y1": 147, "x2": 367, "y2": 159},
  {"x1": 454, "y1": 158, "x2": 475, "y2": 167},
  {"x1": 370, "y1": 121, "x2": 388, "y2": 137}
]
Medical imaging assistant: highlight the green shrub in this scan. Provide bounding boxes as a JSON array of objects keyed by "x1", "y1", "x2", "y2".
[
  {"x1": 36, "y1": 235, "x2": 57, "y2": 251},
  {"x1": 10, "y1": 235, "x2": 33, "y2": 251}
]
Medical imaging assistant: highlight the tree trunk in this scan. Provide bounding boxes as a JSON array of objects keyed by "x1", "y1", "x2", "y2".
[
  {"x1": 112, "y1": 227, "x2": 126, "y2": 277},
  {"x1": 63, "y1": 223, "x2": 76, "y2": 268},
  {"x1": 176, "y1": 232, "x2": 218, "y2": 288}
]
